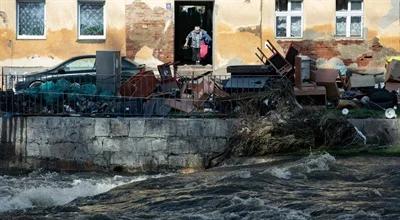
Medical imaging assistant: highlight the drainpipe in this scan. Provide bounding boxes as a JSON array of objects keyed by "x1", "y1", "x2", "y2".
[{"x1": 260, "y1": 0, "x2": 263, "y2": 49}]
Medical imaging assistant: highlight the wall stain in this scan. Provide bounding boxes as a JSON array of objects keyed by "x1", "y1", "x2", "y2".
[
  {"x1": 379, "y1": 0, "x2": 400, "y2": 29},
  {"x1": 0, "y1": 11, "x2": 7, "y2": 24},
  {"x1": 216, "y1": 23, "x2": 261, "y2": 66},
  {"x1": 238, "y1": 25, "x2": 261, "y2": 37},
  {"x1": 0, "y1": 28, "x2": 125, "y2": 62}
]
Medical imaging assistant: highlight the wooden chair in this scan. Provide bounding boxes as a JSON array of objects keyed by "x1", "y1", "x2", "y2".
[{"x1": 255, "y1": 40, "x2": 293, "y2": 77}]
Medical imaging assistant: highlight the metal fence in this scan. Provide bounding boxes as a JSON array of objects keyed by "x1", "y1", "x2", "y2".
[{"x1": 0, "y1": 72, "x2": 287, "y2": 118}]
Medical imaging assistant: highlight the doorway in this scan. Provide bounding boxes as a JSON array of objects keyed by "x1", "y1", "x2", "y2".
[{"x1": 174, "y1": 1, "x2": 214, "y2": 66}]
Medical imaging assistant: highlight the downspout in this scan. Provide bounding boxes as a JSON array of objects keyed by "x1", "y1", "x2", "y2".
[{"x1": 260, "y1": 0, "x2": 263, "y2": 49}]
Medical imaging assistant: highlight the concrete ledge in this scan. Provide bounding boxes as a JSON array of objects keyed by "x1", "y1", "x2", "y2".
[
  {"x1": 0, "y1": 117, "x2": 238, "y2": 173},
  {"x1": 349, "y1": 119, "x2": 399, "y2": 145}
]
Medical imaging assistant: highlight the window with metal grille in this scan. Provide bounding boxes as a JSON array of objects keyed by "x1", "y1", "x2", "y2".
[
  {"x1": 275, "y1": 0, "x2": 303, "y2": 38},
  {"x1": 336, "y1": 0, "x2": 363, "y2": 38},
  {"x1": 78, "y1": 1, "x2": 105, "y2": 40},
  {"x1": 17, "y1": 0, "x2": 45, "y2": 39}
]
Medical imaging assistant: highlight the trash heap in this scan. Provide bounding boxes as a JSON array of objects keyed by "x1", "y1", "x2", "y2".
[
  {"x1": 0, "y1": 61, "x2": 288, "y2": 117},
  {"x1": 293, "y1": 55, "x2": 400, "y2": 119},
  {"x1": 1, "y1": 41, "x2": 399, "y2": 118},
  {"x1": 207, "y1": 98, "x2": 364, "y2": 169}
]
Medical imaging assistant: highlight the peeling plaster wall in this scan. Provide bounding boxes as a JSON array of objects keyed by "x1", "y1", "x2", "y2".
[
  {"x1": 263, "y1": 0, "x2": 400, "y2": 71},
  {"x1": 125, "y1": 0, "x2": 263, "y2": 74},
  {"x1": 125, "y1": 0, "x2": 174, "y2": 67},
  {"x1": 213, "y1": 0, "x2": 262, "y2": 73},
  {"x1": 1, "y1": 0, "x2": 399, "y2": 76},
  {"x1": 0, "y1": 0, "x2": 126, "y2": 75},
  {"x1": 127, "y1": 0, "x2": 399, "y2": 74}
]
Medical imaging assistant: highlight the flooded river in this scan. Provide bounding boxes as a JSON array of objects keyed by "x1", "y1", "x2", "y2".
[{"x1": 1, "y1": 154, "x2": 400, "y2": 219}]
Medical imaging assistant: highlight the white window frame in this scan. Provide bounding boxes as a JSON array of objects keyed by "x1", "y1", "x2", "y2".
[
  {"x1": 275, "y1": 0, "x2": 304, "y2": 39},
  {"x1": 16, "y1": 0, "x2": 46, "y2": 40},
  {"x1": 77, "y1": 0, "x2": 106, "y2": 40},
  {"x1": 335, "y1": 0, "x2": 364, "y2": 38}
]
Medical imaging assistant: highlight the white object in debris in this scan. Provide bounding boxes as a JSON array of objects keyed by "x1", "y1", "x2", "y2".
[
  {"x1": 361, "y1": 96, "x2": 370, "y2": 105},
  {"x1": 385, "y1": 108, "x2": 397, "y2": 119},
  {"x1": 342, "y1": 108, "x2": 349, "y2": 116},
  {"x1": 354, "y1": 127, "x2": 367, "y2": 145}
]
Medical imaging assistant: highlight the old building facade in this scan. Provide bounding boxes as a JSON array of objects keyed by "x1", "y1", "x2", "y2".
[{"x1": 0, "y1": 0, "x2": 399, "y2": 75}]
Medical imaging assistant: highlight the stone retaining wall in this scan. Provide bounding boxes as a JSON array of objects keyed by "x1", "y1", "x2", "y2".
[
  {"x1": 349, "y1": 119, "x2": 400, "y2": 146},
  {"x1": 0, "y1": 117, "x2": 237, "y2": 172}
]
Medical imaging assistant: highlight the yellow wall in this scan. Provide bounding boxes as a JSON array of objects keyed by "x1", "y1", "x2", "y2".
[
  {"x1": 1, "y1": 0, "x2": 399, "y2": 75},
  {"x1": 0, "y1": 0, "x2": 126, "y2": 71}
]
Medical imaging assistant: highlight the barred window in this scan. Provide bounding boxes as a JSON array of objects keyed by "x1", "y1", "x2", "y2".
[
  {"x1": 78, "y1": 1, "x2": 105, "y2": 39},
  {"x1": 336, "y1": 0, "x2": 363, "y2": 38},
  {"x1": 17, "y1": 0, "x2": 45, "y2": 39},
  {"x1": 275, "y1": 0, "x2": 303, "y2": 38}
]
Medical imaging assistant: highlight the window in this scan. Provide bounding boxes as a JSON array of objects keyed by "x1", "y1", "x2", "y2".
[
  {"x1": 17, "y1": 0, "x2": 46, "y2": 39},
  {"x1": 78, "y1": 1, "x2": 105, "y2": 40},
  {"x1": 275, "y1": 0, "x2": 303, "y2": 38},
  {"x1": 336, "y1": 0, "x2": 363, "y2": 38},
  {"x1": 63, "y1": 58, "x2": 96, "y2": 72}
]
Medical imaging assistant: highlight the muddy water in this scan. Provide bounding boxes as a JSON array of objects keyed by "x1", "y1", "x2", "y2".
[{"x1": 1, "y1": 154, "x2": 400, "y2": 219}]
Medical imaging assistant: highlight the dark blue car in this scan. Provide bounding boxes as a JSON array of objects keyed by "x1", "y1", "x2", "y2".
[{"x1": 13, "y1": 55, "x2": 145, "y2": 92}]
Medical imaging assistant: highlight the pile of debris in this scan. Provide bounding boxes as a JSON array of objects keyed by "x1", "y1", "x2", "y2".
[
  {"x1": 207, "y1": 101, "x2": 364, "y2": 169},
  {"x1": 293, "y1": 54, "x2": 400, "y2": 118}
]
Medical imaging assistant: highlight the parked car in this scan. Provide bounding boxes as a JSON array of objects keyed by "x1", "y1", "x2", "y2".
[{"x1": 12, "y1": 55, "x2": 145, "y2": 92}]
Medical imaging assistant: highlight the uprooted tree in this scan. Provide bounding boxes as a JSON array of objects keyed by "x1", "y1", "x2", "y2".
[{"x1": 207, "y1": 78, "x2": 362, "y2": 168}]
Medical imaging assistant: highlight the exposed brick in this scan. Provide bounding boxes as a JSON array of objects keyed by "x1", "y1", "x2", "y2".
[{"x1": 125, "y1": 2, "x2": 174, "y2": 63}]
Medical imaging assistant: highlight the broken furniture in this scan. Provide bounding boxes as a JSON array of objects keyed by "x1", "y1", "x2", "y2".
[
  {"x1": 385, "y1": 59, "x2": 400, "y2": 93},
  {"x1": 284, "y1": 44, "x2": 300, "y2": 81},
  {"x1": 293, "y1": 55, "x2": 326, "y2": 105},
  {"x1": 226, "y1": 65, "x2": 277, "y2": 76},
  {"x1": 255, "y1": 40, "x2": 293, "y2": 77},
  {"x1": 157, "y1": 62, "x2": 180, "y2": 95},
  {"x1": 164, "y1": 99, "x2": 196, "y2": 113},
  {"x1": 294, "y1": 85, "x2": 327, "y2": 106},
  {"x1": 96, "y1": 51, "x2": 121, "y2": 95},
  {"x1": 311, "y1": 69, "x2": 341, "y2": 101},
  {"x1": 223, "y1": 76, "x2": 273, "y2": 94},
  {"x1": 294, "y1": 55, "x2": 313, "y2": 88},
  {"x1": 119, "y1": 70, "x2": 159, "y2": 98}
]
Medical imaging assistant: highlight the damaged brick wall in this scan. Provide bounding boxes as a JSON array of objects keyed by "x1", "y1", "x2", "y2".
[
  {"x1": 277, "y1": 37, "x2": 399, "y2": 70},
  {"x1": 125, "y1": 2, "x2": 174, "y2": 64}
]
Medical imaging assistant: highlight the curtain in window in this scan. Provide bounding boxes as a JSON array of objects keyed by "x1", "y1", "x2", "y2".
[
  {"x1": 350, "y1": 16, "x2": 362, "y2": 36},
  {"x1": 276, "y1": 16, "x2": 287, "y2": 37},
  {"x1": 291, "y1": 0, "x2": 302, "y2": 11},
  {"x1": 290, "y1": 16, "x2": 301, "y2": 37},
  {"x1": 18, "y1": 2, "x2": 45, "y2": 36},
  {"x1": 336, "y1": 16, "x2": 346, "y2": 36},
  {"x1": 80, "y1": 3, "x2": 104, "y2": 36}
]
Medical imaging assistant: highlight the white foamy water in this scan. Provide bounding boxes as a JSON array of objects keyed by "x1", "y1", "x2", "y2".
[
  {"x1": 0, "y1": 171, "x2": 169, "y2": 213},
  {"x1": 263, "y1": 153, "x2": 336, "y2": 179}
]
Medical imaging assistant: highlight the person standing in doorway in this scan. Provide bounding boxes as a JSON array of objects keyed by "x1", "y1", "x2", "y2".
[{"x1": 184, "y1": 25, "x2": 211, "y2": 65}]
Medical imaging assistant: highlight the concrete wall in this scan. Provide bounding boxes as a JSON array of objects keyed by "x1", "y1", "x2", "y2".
[
  {"x1": 349, "y1": 118, "x2": 400, "y2": 146},
  {"x1": 0, "y1": 117, "x2": 236, "y2": 172}
]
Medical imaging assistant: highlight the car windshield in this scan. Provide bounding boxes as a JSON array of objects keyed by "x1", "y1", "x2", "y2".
[{"x1": 122, "y1": 59, "x2": 138, "y2": 70}]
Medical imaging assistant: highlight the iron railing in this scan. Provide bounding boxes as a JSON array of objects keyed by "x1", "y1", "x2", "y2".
[{"x1": 0, "y1": 73, "x2": 287, "y2": 118}]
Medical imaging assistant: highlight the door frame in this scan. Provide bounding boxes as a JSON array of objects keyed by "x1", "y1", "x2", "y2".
[{"x1": 174, "y1": 0, "x2": 215, "y2": 67}]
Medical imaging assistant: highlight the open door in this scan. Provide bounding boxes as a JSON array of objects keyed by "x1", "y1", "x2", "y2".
[{"x1": 174, "y1": 1, "x2": 214, "y2": 66}]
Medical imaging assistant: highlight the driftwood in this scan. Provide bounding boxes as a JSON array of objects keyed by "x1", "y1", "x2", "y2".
[{"x1": 206, "y1": 79, "x2": 359, "y2": 168}]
